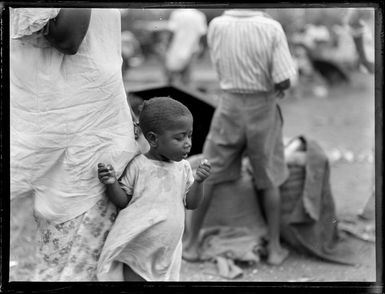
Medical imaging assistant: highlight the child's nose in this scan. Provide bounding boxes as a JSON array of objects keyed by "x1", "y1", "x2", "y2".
[{"x1": 185, "y1": 137, "x2": 192, "y2": 147}]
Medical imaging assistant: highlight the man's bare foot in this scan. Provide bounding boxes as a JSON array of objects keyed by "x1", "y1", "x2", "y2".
[
  {"x1": 182, "y1": 243, "x2": 201, "y2": 262},
  {"x1": 266, "y1": 247, "x2": 289, "y2": 266}
]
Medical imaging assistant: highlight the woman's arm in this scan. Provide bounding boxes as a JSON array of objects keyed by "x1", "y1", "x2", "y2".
[{"x1": 44, "y1": 8, "x2": 91, "y2": 55}]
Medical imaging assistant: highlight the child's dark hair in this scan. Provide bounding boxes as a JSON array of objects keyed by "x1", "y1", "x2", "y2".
[{"x1": 138, "y1": 97, "x2": 192, "y2": 135}]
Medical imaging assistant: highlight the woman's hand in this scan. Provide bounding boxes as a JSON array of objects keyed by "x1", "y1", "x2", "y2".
[
  {"x1": 98, "y1": 163, "x2": 117, "y2": 185},
  {"x1": 194, "y1": 159, "x2": 211, "y2": 183}
]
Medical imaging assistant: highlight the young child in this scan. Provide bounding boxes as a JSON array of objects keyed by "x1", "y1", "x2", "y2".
[{"x1": 96, "y1": 97, "x2": 211, "y2": 281}]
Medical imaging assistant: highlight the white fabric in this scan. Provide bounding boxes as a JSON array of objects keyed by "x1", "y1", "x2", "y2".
[
  {"x1": 97, "y1": 155, "x2": 194, "y2": 281},
  {"x1": 165, "y1": 9, "x2": 207, "y2": 72},
  {"x1": 10, "y1": 8, "x2": 139, "y2": 223},
  {"x1": 207, "y1": 9, "x2": 297, "y2": 93},
  {"x1": 10, "y1": 8, "x2": 60, "y2": 39}
]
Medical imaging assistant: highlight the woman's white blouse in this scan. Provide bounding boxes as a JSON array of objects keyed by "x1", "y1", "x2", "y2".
[{"x1": 10, "y1": 8, "x2": 139, "y2": 223}]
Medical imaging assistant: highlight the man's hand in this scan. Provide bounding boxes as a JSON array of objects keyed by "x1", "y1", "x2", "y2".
[
  {"x1": 194, "y1": 159, "x2": 211, "y2": 183},
  {"x1": 363, "y1": 60, "x2": 375, "y2": 74},
  {"x1": 274, "y1": 79, "x2": 290, "y2": 99},
  {"x1": 98, "y1": 163, "x2": 117, "y2": 185},
  {"x1": 275, "y1": 89, "x2": 285, "y2": 99}
]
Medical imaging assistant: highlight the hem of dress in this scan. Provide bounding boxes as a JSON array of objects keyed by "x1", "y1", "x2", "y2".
[{"x1": 34, "y1": 193, "x2": 106, "y2": 224}]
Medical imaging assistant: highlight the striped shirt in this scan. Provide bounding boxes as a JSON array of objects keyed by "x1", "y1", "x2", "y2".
[{"x1": 207, "y1": 10, "x2": 297, "y2": 93}]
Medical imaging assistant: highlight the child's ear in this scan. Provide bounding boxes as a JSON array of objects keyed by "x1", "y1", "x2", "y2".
[{"x1": 145, "y1": 131, "x2": 158, "y2": 148}]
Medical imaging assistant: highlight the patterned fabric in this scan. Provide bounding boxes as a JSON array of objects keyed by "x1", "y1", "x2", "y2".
[
  {"x1": 207, "y1": 9, "x2": 297, "y2": 93},
  {"x1": 33, "y1": 196, "x2": 117, "y2": 281}
]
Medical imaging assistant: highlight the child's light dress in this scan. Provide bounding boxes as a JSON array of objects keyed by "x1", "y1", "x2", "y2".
[{"x1": 97, "y1": 154, "x2": 194, "y2": 281}]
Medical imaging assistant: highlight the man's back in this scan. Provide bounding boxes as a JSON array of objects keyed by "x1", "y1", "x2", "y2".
[{"x1": 208, "y1": 10, "x2": 296, "y2": 93}]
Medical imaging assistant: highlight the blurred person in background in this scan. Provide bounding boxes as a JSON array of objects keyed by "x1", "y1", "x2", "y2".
[
  {"x1": 345, "y1": 8, "x2": 374, "y2": 74},
  {"x1": 10, "y1": 8, "x2": 139, "y2": 281},
  {"x1": 121, "y1": 30, "x2": 144, "y2": 79},
  {"x1": 164, "y1": 8, "x2": 207, "y2": 86},
  {"x1": 345, "y1": 7, "x2": 375, "y2": 220}
]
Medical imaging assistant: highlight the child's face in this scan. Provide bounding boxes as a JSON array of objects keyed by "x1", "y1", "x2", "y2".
[{"x1": 155, "y1": 115, "x2": 193, "y2": 162}]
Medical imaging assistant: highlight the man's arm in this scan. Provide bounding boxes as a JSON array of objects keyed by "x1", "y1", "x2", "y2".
[
  {"x1": 275, "y1": 79, "x2": 291, "y2": 91},
  {"x1": 44, "y1": 8, "x2": 91, "y2": 55}
]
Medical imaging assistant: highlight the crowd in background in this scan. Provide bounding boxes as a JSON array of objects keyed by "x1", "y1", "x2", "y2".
[{"x1": 120, "y1": 8, "x2": 374, "y2": 87}]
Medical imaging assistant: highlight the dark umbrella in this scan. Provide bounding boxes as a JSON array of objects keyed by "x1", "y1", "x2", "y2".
[{"x1": 128, "y1": 83, "x2": 217, "y2": 156}]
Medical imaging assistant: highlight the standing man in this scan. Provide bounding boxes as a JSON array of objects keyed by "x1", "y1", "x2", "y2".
[
  {"x1": 345, "y1": 8, "x2": 374, "y2": 74},
  {"x1": 345, "y1": 8, "x2": 375, "y2": 219},
  {"x1": 164, "y1": 9, "x2": 207, "y2": 86},
  {"x1": 183, "y1": 9, "x2": 297, "y2": 265}
]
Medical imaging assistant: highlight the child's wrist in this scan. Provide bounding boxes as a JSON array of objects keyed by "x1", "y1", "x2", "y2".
[
  {"x1": 194, "y1": 177, "x2": 205, "y2": 184},
  {"x1": 105, "y1": 177, "x2": 117, "y2": 185}
]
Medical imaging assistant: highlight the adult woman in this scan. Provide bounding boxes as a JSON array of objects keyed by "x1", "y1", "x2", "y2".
[{"x1": 10, "y1": 8, "x2": 139, "y2": 281}]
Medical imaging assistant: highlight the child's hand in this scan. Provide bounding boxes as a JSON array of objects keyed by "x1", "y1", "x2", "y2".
[
  {"x1": 98, "y1": 163, "x2": 117, "y2": 185},
  {"x1": 194, "y1": 159, "x2": 211, "y2": 183}
]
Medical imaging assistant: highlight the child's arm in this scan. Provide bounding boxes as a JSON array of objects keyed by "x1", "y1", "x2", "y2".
[
  {"x1": 185, "y1": 159, "x2": 211, "y2": 210},
  {"x1": 98, "y1": 163, "x2": 132, "y2": 209}
]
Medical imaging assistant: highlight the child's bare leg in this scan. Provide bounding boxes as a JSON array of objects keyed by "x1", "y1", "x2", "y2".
[
  {"x1": 123, "y1": 264, "x2": 145, "y2": 281},
  {"x1": 261, "y1": 186, "x2": 289, "y2": 265},
  {"x1": 183, "y1": 182, "x2": 215, "y2": 261}
]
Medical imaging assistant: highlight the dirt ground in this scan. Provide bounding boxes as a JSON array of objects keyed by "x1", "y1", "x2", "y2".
[{"x1": 8, "y1": 54, "x2": 377, "y2": 283}]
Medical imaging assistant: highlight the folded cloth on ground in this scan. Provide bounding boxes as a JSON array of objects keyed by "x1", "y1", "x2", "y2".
[
  {"x1": 338, "y1": 217, "x2": 375, "y2": 243},
  {"x1": 198, "y1": 226, "x2": 261, "y2": 280},
  {"x1": 199, "y1": 226, "x2": 262, "y2": 263},
  {"x1": 284, "y1": 136, "x2": 307, "y2": 166},
  {"x1": 214, "y1": 256, "x2": 243, "y2": 280},
  {"x1": 187, "y1": 155, "x2": 266, "y2": 279},
  {"x1": 279, "y1": 136, "x2": 357, "y2": 265}
]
